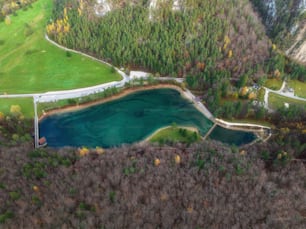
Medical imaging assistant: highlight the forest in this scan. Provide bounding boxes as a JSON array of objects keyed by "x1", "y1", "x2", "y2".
[
  {"x1": 250, "y1": 0, "x2": 305, "y2": 47},
  {"x1": 0, "y1": 1, "x2": 305, "y2": 227},
  {"x1": 48, "y1": 0, "x2": 270, "y2": 79},
  {"x1": 47, "y1": 0, "x2": 306, "y2": 119},
  {"x1": 0, "y1": 117, "x2": 305, "y2": 228}
]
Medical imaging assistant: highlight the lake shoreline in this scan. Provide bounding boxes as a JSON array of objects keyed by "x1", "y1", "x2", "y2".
[
  {"x1": 39, "y1": 84, "x2": 185, "y2": 121},
  {"x1": 39, "y1": 84, "x2": 270, "y2": 146}
]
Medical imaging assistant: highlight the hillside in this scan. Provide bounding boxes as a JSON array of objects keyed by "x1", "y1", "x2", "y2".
[
  {"x1": 0, "y1": 1, "x2": 305, "y2": 227},
  {"x1": 48, "y1": 0, "x2": 270, "y2": 80},
  {"x1": 250, "y1": 0, "x2": 306, "y2": 63},
  {"x1": 0, "y1": 0, "x2": 120, "y2": 116},
  {"x1": 0, "y1": 113, "x2": 305, "y2": 228},
  {"x1": 0, "y1": 140, "x2": 305, "y2": 228},
  {"x1": 46, "y1": 0, "x2": 306, "y2": 120}
]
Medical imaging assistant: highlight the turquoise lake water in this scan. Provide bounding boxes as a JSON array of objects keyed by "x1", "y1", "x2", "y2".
[
  {"x1": 210, "y1": 126, "x2": 256, "y2": 146},
  {"x1": 39, "y1": 88, "x2": 256, "y2": 148}
]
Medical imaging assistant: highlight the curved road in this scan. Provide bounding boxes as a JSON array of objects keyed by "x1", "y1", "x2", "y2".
[
  {"x1": 0, "y1": 35, "x2": 130, "y2": 103},
  {"x1": 263, "y1": 81, "x2": 306, "y2": 112},
  {"x1": 0, "y1": 35, "x2": 272, "y2": 146}
]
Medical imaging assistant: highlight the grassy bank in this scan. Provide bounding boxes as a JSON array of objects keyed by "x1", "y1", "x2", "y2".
[
  {"x1": 0, "y1": 98, "x2": 34, "y2": 117},
  {"x1": 0, "y1": 0, "x2": 120, "y2": 115},
  {"x1": 0, "y1": 0, "x2": 120, "y2": 94},
  {"x1": 269, "y1": 92, "x2": 306, "y2": 110},
  {"x1": 149, "y1": 126, "x2": 201, "y2": 145},
  {"x1": 263, "y1": 79, "x2": 283, "y2": 90},
  {"x1": 287, "y1": 80, "x2": 306, "y2": 98}
]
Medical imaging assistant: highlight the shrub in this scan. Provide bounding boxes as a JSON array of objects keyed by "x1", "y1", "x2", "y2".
[
  {"x1": 123, "y1": 160, "x2": 137, "y2": 175},
  {"x1": 28, "y1": 149, "x2": 47, "y2": 159},
  {"x1": 24, "y1": 26, "x2": 34, "y2": 37},
  {"x1": 9, "y1": 191, "x2": 21, "y2": 201},
  {"x1": 0, "y1": 183, "x2": 6, "y2": 189},
  {"x1": 79, "y1": 202, "x2": 95, "y2": 212},
  {"x1": 66, "y1": 51, "x2": 72, "y2": 57},
  {"x1": 67, "y1": 98, "x2": 77, "y2": 105},
  {"x1": 4, "y1": 16, "x2": 11, "y2": 25},
  {"x1": 109, "y1": 191, "x2": 116, "y2": 204},
  {"x1": 78, "y1": 147, "x2": 89, "y2": 156},
  {"x1": 10, "y1": 105, "x2": 21, "y2": 116},
  {"x1": 12, "y1": 134, "x2": 19, "y2": 141},
  {"x1": 96, "y1": 147, "x2": 104, "y2": 154},
  {"x1": 0, "y1": 112, "x2": 5, "y2": 121},
  {"x1": 22, "y1": 162, "x2": 47, "y2": 179},
  {"x1": 110, "y1": 66, "x2": 116, "y2": 73},
  {"x1": 174, "y1": 154, "x2": 181, "y2": 164},
  {"x1": 31, "y1": 195, "x2": 42, "y2": 206},
  {"x1": 154, "y1": 158, "x2": 161, "y2": 166},
  {"x1": 0, "y1": 211, "x2": 14, "y2": 224}
]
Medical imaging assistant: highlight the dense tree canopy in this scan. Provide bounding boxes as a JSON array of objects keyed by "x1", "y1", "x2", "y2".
[
  {"x1": 250, "y1": 0, "x2": 305, "y2": 46},
  {"x1": 46, "y1": 0, "x2": 306, "y2": 119},
  {"x1": 48, "y1": 0, "x2": 270, "y2": 80}
]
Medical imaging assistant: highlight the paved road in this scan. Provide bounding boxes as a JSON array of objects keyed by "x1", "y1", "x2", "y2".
[
  {"x1": 0, "y1": 34, "x2": 276, "y2": 147},
  {"x1": 0, "y1": 35, "x2": 273, "y2": 134},
  {"x1": 263, "y1": 81, "x2": 306, "y2": 112},
  {"x1": 0, "y1": 35, "x2": 129, "y2": 103}
]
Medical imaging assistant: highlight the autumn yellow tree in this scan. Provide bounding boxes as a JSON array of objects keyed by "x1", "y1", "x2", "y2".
[
  {"x1": 46, "y1": 7, "x2": 70, "y2": 36},
  {"x1": 228, "y1": 49, "x2": 233, "y2": 58},
  {"x1": 239, "y1": 86, "x2": 249, "y2": 97},
  {"x1": 0, "y1": 112, "x2": 5, "y2": 121}
]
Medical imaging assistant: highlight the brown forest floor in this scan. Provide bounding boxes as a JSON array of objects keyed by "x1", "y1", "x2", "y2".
[{"x1": 0, "y1": 141, "x2": 305, "y2": 228}]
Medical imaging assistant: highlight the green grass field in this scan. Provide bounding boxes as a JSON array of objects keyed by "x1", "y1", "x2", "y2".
[
  {"x1": 287, "y1": 80, "x2": 306, "y2": 98},
  {"x1": 257, "y1": 87, "x2": 265, "y2": 102},
  {"x1": 149, "y1": 126, "x2": 200, "y2": 144},
  {"x1": 0, "y1": 98, "x2": 34, "y2": 117},
  {"x1": 268, "y1": 92, "x2": 306, "y2": 110},
  {"x1": 264, "y1": 79, "x2": 283, "y2": 90},
  {"x1": 0, "y1": 0, "x2": 121, "y2": 116}
]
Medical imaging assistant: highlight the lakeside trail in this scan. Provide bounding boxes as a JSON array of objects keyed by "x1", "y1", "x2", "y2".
[
  {"x1": 1, "y1": 34, "x2": 272, "y2": 143},
  {"x1": 38, "y1": 84, "x2": 184, "y2": 120}
]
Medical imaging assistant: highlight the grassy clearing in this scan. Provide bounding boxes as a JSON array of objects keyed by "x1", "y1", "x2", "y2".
[
  {"x1": 0, "y1": 98, "x2": 34, "y2": 117},
  {"x1": 287, "y1": 80, "x2": 306, "y2": 98},
  {"x1": 0, "y1": 0, "x2": 120, "y2": 95},
  {"x1": 264, "y1": 79, "x2": 283, "y2": 90},
  {"x1": 268, "y1": 92, "x2": 306, "y2": 110},
  {"x1": 149, "y1": 126, "x2": 200, "y2": 144},
  {"x1": 257, "y1": 87, "x2": 265, "y2": 102}
]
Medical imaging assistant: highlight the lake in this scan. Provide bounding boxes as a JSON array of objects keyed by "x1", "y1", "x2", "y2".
[{"x1": 39, "y1": 88, "x2": 256, "y2": 147}]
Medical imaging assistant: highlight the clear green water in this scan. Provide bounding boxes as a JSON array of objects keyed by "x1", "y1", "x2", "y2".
[
  {"x1": 39, "y1": 89, "x2": 212, "y2": 147},
  {"x1": 209, "y1": 126, "x2": 256, "y2": 146},
  {"x1": 39, "y1": 88, "x2": 256, "y2": 148}
]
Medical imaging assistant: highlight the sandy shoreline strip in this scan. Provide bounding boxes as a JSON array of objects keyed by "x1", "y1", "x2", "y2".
[
  {"x1": 39, "y1": 83, "x2": 270, "y2": 138},
  {"x1": 39, "y1": 84, "x2": 185, "y2": 121}
]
